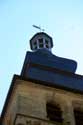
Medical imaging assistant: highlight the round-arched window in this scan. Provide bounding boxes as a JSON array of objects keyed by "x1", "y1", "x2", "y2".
[{"x1": 46, "y1": 102, "x2": 63, "y2": 122}]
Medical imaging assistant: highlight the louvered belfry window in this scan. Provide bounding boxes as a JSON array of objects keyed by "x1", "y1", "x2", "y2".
[
  {"x1": 46, "y1": 102, "x2": 63, "y2": 123},
  {"x1": 74, "y1": 108, "x2": 83, "y2": 125}
]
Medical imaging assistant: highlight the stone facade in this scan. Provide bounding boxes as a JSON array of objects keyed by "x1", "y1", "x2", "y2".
[{"x1": 2, "y1": 77, "x2": 83, "y2": 125}]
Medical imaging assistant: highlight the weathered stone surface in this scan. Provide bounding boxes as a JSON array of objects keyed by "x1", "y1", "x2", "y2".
[{"x1": 2, "y1": 78, "x2": 83, "y2": 125}]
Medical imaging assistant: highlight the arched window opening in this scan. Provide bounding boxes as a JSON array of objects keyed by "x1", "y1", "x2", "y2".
[
  {"x1": 46, "y1": 102, "x2": 63, "y2": 123},
  {"x1": 74, "y1": 108, "x2": 83, "y2": 125}
]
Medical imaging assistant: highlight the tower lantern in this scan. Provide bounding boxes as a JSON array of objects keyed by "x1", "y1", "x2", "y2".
[{"x1": 30, "y1": 32, "x2": 53, "y2": 51}]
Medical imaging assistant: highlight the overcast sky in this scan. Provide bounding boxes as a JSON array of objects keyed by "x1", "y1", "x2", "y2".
[{"x1": 0, "y1": 0, "x2": 83, "y2": 114}]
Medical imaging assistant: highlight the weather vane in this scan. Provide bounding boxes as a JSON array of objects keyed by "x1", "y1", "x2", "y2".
[{"x1": 32, "y1": 25, "x2": 45, "y2": 32}]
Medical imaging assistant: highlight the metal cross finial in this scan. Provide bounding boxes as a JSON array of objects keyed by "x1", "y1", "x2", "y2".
[{"x1": 32, "y1": 25, "x2": 45, "y2": 32}]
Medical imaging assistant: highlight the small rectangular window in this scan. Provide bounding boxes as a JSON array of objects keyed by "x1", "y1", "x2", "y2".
[
  {"x1": 38, "y1": 38, "x2": 43, "y2": 48},
  {"x1": 39, "y1": 38, "x2": 43, "y2": 44},
  {"x1": 33, "y1": 41, "x2": 37, "y2": 50}
]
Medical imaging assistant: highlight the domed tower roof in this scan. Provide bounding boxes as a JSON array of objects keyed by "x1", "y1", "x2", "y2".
[{"x1": 30, "y1": 32, "x2": 53, "y2": 51}]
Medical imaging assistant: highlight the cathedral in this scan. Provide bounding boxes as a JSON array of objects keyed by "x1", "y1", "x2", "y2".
[{"x1": 0, "y1": 32, "x2": 83, "y2": 125}]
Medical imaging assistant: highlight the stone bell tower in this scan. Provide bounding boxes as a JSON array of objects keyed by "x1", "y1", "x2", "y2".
[{"x1": 1, "y1": 32, "x2": 83, "y2": 125}]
